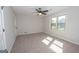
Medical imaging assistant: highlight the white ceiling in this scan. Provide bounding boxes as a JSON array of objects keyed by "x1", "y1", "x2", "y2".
[{"x1": 12, "y1": 6, "x2": 69, "y2": 15}]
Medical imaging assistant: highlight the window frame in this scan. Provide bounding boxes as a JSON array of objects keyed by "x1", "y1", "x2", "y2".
[{"x1": 51, "y1": 15, "x2": 66, "y2": 32}]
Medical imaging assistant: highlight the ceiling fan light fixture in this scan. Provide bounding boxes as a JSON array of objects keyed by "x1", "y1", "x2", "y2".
[
  {"x1": 38, "y1": 13, "x2": 42, "y2": 15},
  {"x1": 36, "y1": 8, "x2": 48, "y2": 16}
]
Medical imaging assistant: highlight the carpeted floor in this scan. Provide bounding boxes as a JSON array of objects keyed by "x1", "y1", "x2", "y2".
[{"x1": 11, "y1": 33, "x2": 79, "y2": 53}]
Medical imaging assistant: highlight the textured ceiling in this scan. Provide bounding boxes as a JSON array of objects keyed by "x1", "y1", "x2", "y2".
[{"x1": 12, "y1": 6, "x2": 69, "y2": 15}]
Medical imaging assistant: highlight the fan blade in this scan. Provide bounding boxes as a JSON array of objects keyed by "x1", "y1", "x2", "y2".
[
  {"x1": 41, "y1": 12, "x2": 47, "y2": 15},
  {"x1": 36, "y1": 9, "x2": 39, "y2": 12},
  {"x1": 38, "y1": 8, "x2": 41, "y2": 10},
  {"x1": 36, "y1": 9, "x2": 41, "y2": 13},
  {"x1": 43, "y1": 10, "x2": 48, "y2": 12}
]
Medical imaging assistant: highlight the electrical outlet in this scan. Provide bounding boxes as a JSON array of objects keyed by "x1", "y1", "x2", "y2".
[{"x1": 24, "y1": 32, "x2": 27, "y2": 34}]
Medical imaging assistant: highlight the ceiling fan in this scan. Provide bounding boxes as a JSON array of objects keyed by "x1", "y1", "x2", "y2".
[{"x1": 35, "y1": 8, "x2": 48, "y2": 15}]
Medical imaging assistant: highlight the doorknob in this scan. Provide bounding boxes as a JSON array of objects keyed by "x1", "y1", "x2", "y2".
[{"x1": 3, "y1": 29, "x2": 5, "y2": 32}]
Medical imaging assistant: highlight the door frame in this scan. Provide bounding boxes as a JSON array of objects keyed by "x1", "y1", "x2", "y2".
[{"x1": 0, "y1": 6, "x2": 6, "y2": 50}]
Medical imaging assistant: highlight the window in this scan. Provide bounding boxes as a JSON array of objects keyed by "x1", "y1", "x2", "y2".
[
  {"x1": 51, "y1": 16, "x2": 66, "y2": 31},
  {"x1": 51, "y1": 17, "x2": 57, "y2": 29},
  {"x1": 57, "y1": 16, "x2": 65, "y2": 31}
]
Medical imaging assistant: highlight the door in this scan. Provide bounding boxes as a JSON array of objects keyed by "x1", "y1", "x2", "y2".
[{"x1": 0, "y1": 6, "x2": 6, "y2": 50}]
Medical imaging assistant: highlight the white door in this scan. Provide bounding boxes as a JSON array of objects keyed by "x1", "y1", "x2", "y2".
[{"x1": 0, "y1": 6, "x2": 6, "y2": 50}]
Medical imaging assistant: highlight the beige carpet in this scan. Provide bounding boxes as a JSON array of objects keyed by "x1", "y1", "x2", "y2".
[{"x1": 11, "y1": 33, "x2": 79, "y2": 53}]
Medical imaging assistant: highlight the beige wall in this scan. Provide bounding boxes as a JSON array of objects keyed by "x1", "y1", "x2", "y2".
[
  {"x1": 16, "y1": 14, "x2": 43, "y2": 35},
  {"x1": 43, "y1": 7, "x2": 79, "y2": 45}
]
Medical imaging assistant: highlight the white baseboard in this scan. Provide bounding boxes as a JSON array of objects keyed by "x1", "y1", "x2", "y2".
[
  {"x1": 44, "y1": 32, "x2": 79, "y2": 46},
  {"x1": 17, "y1": 32, "x2": 43, "y2": 36}
]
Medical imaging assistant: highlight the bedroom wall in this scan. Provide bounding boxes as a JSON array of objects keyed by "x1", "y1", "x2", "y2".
[
  {"x1": 3, "y1": 7, "x2": 16, "y2": 52},
  {"x1": 43, "y1": 7, "x2": 79, "y2": 45},
  {"x1": 16, "y1": 14, "x2": 43, "y2": 35}
]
